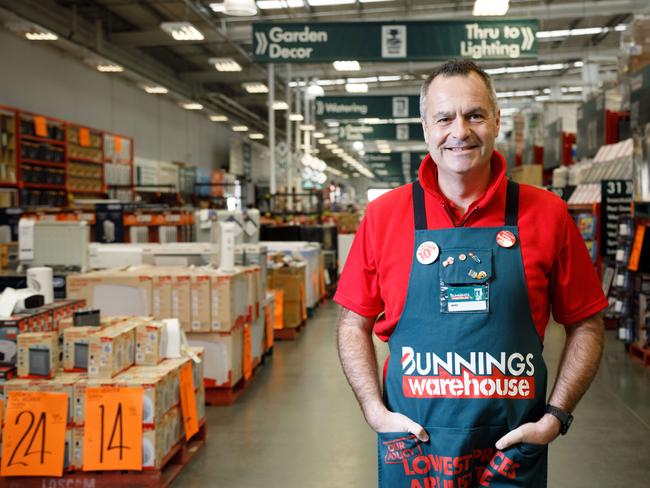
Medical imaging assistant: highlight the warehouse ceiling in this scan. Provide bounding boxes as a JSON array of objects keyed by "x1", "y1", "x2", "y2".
[{"x1": 0, "y1": 0, "x2": 648, "y2": 183}]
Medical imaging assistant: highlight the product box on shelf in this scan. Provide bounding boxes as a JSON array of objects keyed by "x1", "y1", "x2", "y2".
[
  {"x1": 152, "y1": 273, "x2": 174, "y2": 319},
  {"x1": 171, "y1": 271, "x2": 192, "y2": 331},
  {"x1": 0, "y1": 365, "x2": 16, "y2": 402},
  {"x1": 251, "y1": 315, "x2": 265, "y2": 368},
  {"x1": 244, "y1": 265, "x2": 261, "y2": 321},
  {"x1": 67, "y1": 269, "x2": 154, "y2": 317},
  {"x1": 187, "y1": 324, "x2": 243, "y2": 388},
  {"x1": 135, "y1": 320, "x2": 167, "y2": 366},
  {"x1": 63, "y1": 326, "x2": 99, "y2": 372},
  {"x1": 0, "y1": 325, "x2": 19, "y2": 365},
  {"x1": 72, "y1": 378, "x2": 116, "y2": 425},
  {"x1": 16, "y1": 331, "x2": 59, "y2": 378},
  {"x1": 115, "y1": 371, "x2": 169, "y2": 426},
  {"x1": 208, "y1": 267, "x2": 248, "y2": 332},
  {"x1": 190, "y1": 270, "x2": 211, "y2": 332},
  {"x1": 87, "y1": 322, "x2": 137, "y2": 378}
]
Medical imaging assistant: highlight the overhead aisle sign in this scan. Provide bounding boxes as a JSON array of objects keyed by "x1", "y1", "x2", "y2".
[
  {"x1": 316, "y1": 96, "x2": 420, "y2": 120},
  {"x1": 365, "y1": 152, "x2": 427, "y2": 184},
  {"x1": 253, "y1": 20, "x2": 537, "y2": 63},
  {"x1": 338, "y1": 123, "x2": 423, "y2": 142}
]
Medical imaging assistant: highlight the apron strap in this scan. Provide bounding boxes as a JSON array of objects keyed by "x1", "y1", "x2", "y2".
[
  {"x1": 412, "y1": 181, "x2": 427, "y2": 231},
  {"x1": 412, "y1": 178, "x2": 520, "y2": 230},
  {"x1": 505, "y1": 179, "x2": 520, "y2": 226}
]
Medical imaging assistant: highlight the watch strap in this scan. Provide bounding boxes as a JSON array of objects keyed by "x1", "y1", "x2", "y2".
[{"x1": 545, "y1": 404, "x2": 573, "y2": 435}]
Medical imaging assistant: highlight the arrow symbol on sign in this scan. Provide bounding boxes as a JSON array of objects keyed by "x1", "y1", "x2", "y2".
[
  {"x1": 255, "y1": 32, "x2": 268, "y2": 55},
  {"x1": 521, "y1": 27, "x2": 534, "y2": 51}
]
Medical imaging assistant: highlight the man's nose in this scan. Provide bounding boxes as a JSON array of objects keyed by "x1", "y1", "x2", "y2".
[{"x1": 450, "y1": 117, "x2": 470, "y2": 139}]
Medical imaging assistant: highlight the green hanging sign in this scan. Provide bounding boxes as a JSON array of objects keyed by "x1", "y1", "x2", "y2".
[
  {"x1": 316, "y1": 96, "x2": 420, "y2": 120},
  {"x1": 337, "y1": 123, "x2": 423, "y2": 141},
  {"x1": 253, "y1": 20, "x2": 538, "y2": 63}
]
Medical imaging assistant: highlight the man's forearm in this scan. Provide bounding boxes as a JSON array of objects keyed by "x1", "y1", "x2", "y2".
[
  {"x1": 548, "y1": 311, "x2": 605, "y2": 412},
  {"x1": 336, "y1": 307, "x2": 385, "y2": 428}
]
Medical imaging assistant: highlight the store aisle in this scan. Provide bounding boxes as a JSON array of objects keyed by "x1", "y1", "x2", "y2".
[{"x1": 176, "y1": 302, "x2": 650, "y2": 487}]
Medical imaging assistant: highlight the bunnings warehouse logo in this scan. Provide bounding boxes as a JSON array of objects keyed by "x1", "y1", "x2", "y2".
[
  {"x1": 461, "y1": 23, "x2": 535, "y2": 59},
  {"x1": 255, "y1": 27, "x2": 328, "y2": 59}
]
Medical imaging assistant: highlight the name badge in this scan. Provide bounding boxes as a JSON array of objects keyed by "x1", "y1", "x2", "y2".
[{"x1": 441, "y1": 284, "x2": 489, "y2": 313}]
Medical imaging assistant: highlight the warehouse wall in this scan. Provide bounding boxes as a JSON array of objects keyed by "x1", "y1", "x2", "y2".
[{"x1": 0, "y1": 29, "x2": 229, "y2": 170}]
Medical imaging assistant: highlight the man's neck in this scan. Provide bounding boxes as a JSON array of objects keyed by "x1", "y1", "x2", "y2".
[{"x1": 437, "y1": 163, "x2": 492, "y2": 215}]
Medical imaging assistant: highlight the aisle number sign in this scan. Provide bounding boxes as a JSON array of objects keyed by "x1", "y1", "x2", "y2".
[
  {"x1": 83, "y1": 387, "x2": 143, "y2": 471},
  {"x1": 0, "y1": 392, "x2": 68, "y2": 477},
  {"x1": 253, "y1": 20, "x2": 537, "y2": 62}
]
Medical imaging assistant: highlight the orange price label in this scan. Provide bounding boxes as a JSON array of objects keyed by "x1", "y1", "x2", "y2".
[
  {"x1": 79, "y1": 128, "x2": 91, "y2": 147},
  {"x1": 0, "y1": 391, "x2": 68, "y2": 477},
  {"x1": 33, "y1": 116, "x2": 48, "y2": 138},
  {"x1": 243, "y1": 325, "x2": 252, "y2": 380},
  {"x1": 265, "y1": 303, "x2": 273, "y2": 350},
  {"x1": 179, "y1": 362, "x2": 199, "y2": 441},
  {"x1": 628, "y1": 225, "x2": 646, "y2": 272},
  {"x1": 300, "y1": 284, "x2": 307, "y2": 321},
  {"x1": 114, "y1": 136, "x2": 122, "y2": 154},
  {"x1": 83, "y1": 387, "x2": 142, "y2": 472},
  {"x1": 273, "y1": 289, "x2": 284, "y2": 330}
]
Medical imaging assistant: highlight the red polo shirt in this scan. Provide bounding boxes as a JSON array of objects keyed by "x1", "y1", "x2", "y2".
[{"x1": 334, "y1": 151, "x2": 608, "y2": 342}]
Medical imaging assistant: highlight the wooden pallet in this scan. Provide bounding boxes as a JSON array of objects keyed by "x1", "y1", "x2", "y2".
[
  {"x1": 204, "y1": 361, "x2": 265, "y2": 406},
  {"x1": 274, "y1": 320, "x2": 306, "y2": 341},
  {"x1": 628, "y1": 343, "x2": 650, "y2": 368},
  {"x1": 0, "y1": 419, "x2": 207, "y2": 488}
]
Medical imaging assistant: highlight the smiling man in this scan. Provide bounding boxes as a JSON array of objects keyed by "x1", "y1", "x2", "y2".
[{"x1": 335, "y1": 60, "x2": 607, "y2": 487}]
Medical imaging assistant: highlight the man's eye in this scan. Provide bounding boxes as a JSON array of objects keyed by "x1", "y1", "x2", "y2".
[
  {"x1": 436, "y1": 118, "x2": 450, "y2": 123},
  {"x1": 469, "y1": 114, "x2": 484, "y2": 121}
]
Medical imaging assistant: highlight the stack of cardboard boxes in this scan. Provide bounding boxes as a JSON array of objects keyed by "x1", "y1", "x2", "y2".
[
  {"x1": 620, "y1": 15, "x2": 650, "y2": 75},
  {"x1": 3, "y1": 315, "x2": 205, "y2": 471},
  {"x1": 67, "y1": 265, "x2": 264, "y2": 389},
  {"x1": 267, "y1": 259, "x2": 307, "y2": 331}
]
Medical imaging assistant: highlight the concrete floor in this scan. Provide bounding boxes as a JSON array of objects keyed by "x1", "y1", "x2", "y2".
[{"x1": 176, "y1": 301, "x2": 650, "y2": 487}]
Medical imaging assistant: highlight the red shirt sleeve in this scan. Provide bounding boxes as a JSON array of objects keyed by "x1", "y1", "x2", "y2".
[
  {"x1": 550, "y1": 207, "x2": 609, "y2": 325},
  {"x1": 334, "y1": 206, "x2": 384, "y2": 318}
]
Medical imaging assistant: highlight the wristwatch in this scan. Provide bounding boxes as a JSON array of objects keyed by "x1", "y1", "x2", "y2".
[{"x1": 545, "y1": 404, "x2": 574, "y2": 435}]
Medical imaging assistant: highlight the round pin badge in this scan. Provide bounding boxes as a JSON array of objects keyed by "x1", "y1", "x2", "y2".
[
  {"x1": 496, "y1": 230, "x2": 517, "y2": 248},
  {"x1": 416, "y1": 241, "x2": 440, "y2": 265}
]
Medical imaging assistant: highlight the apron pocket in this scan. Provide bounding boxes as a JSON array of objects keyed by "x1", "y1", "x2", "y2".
[
  {"x1": 377, "y1": 425, "x2": 507, "y2": 488},
  {"x1": 477, "y1": 442, "x2": 548, "y2": 488}
]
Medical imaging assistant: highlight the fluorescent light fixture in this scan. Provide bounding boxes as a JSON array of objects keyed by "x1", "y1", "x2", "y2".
[
  {"x1": 378, "y1": 75, "x2": 401, "y2": 82},
  {"x1": 300, "y1": 124, "x2": 316, "y2": 131},
  {"x1": 224, "y1": 0, "x2": 258, "y2": 15},
  {"x1": 473, "y1": 0, "x2": 509, "y2": 16},
  {"x1": 319, "y1": 138, "x2": 332, "y2": 144},
  {"x1": 379, "y1": 148, "x2": 392, "y2": 154},
  {"x1": 316, "y1": 79, "x2": 346, "y2": 86},
  {"x1": 272, "y1": 101, "x2": 289, "y2": 110},
  {"x1": 562, "y1": 86, "x2": 583, "y2": 93},
  {"x1": 327, "y1": 121, "x2": 340, "y2": 127},
  {"x1": 537, "y1": 25, "x2": 627, "y2": 40},
  {"x1": 496, "y1": 90, "x2": 539, "y2": 99},
  {"x1": 24, "y1": 27, "x2": 58, "y2": 41},
  {"x1": 345, "y1": 83, "x2": 369, "y2": 93},
  {"x1": 209, "y1": 3, "x2": 226, "y2": 12},
  {"x1": 289, "y1": 113, "x2": 304, "y2": 121},
  {"x1": 352, "y1": 141, "x2": 364, "y2": 151},
  {"x1": 333, "y1": 60, "x2": 361, "y2": 71},
  {"x1": 574, "y1": 61, "x2": 584, "y2": 68},
  {"x1": 314, "y1": 132, "x2": 325, "y2": 138},
  {"x1": 306, "y1": 83, "x2": 325, "y2": 98},
  {"x1": 326, "y1": 144, "x2": 338, "y2": 150},
  {"x1": 243, "y1": 82, "x2": 269, "y2": 93},
  {"x1": 96, "y1": 63, "x2": 124, "y2": 73},
  {"x1": 347, "y1": 76, "x2": 378, "y2": 84},
  {"x1": 486, "y1": 63, "x2": 567, "y2": 75},
  {"x1": 535, "y1": 95, "x2": 550, "y2": 102},
  {"x1": 257, "y1": 0, "x2": 305, "y2": 8},
  {"x1": 160, "y1": 22, "x2": 204, "y2": 41},
  {"x1": 249, "y1": 133, "x2": 265, "y2": 140},
  {"x1": 307, "y1": 0, "x2": 355, "y2": 5},
  {"x1": 333, "y1": 148, "x2": 344, "y2": 155},
  {"x1": 143, "y1": 85, "x2": 168, "y2": 94},
  {"x1": 210, "y1": 115, "x2": 229, "y2": 122},
  {"x1": 181, "y1": 102, "x2": 204, "y2": 110},
  {"x1": 209, "y1": 57, "x2": 242, "y2": 71},
  {"x1": 232, "y1": 125, "x2": 249, "y2": 132}
]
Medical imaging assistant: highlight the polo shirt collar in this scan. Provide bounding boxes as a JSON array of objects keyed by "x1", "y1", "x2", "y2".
[{"x1": 417, "y1": 150, "x2": 507, "y2": 212}]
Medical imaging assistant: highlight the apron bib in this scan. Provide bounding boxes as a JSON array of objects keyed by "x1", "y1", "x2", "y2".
[{"x1": 378, "y1": 181, "x2": 548, "y2": 488}]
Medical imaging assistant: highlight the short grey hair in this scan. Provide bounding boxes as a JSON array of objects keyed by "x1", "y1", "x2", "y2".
[{"x1": 420, "y1": 59, "x2": 498, "y2": 120}]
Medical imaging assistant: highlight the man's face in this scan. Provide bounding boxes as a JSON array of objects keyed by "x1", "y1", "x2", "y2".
[{"x1": 421, "y1": 72, "x2": 500, "y2": 178}]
